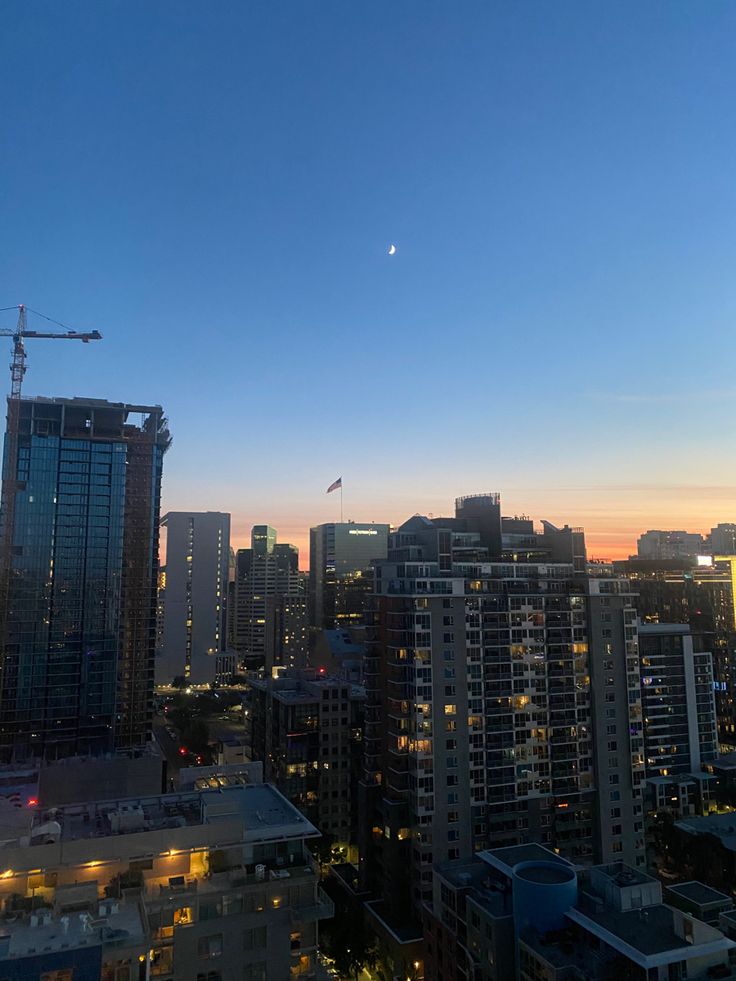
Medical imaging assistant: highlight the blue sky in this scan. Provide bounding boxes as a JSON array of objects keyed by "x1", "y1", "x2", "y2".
[{"x1": 2, "y1": 1, "x2": 736, "y2": 559}]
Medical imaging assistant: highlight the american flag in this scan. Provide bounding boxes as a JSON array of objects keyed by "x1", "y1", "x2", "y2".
[{"x1": 326, "y1": 477, "x2": 342, "y2": 494}]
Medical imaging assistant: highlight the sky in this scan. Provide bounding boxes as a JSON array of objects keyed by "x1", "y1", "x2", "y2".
[{"x1": 2, "y1": 1, "x2": 736, "y2": 564}]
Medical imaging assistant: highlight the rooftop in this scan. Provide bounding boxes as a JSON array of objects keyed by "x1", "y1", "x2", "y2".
[
  {"x1": 479, "y1": 843, "x2": 573, "y2": 879},
  {"x1": 570, "y1": 903, "x2": 730, "y2": 962},
  {"x1": 667, "y1": 881, "x2": 733, "y2": 908},
  {"x1": 23, "y1": 395, "x2": 162, "y2": 414},
  {"x1": 202, "y1": 784, "x2": 318, "y2": 842},
  {"x1": 323, "y1": 629, "x2": 367, "y2": 657},
  {"x1": 592, "y1": 861, "x2": 658, "y2": 888},
  {"x1": 20, "y1": 784, "x2": 318, "y2": 850},
  {"x1": 0, "y1": 900, "x2": 144, "y2": 959},
  {"x1": 676, "y1": 812, "x2": 736, "y2": 851}
]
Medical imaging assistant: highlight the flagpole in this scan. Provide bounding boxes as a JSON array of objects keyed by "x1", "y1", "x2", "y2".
[{"x1": 340, "y1": 482, "x2": 344, "y2": 523}]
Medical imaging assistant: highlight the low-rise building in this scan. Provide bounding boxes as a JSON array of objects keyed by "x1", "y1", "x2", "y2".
[
  {"x1": 425, "y1": 844, "x2": 736, "y2": 981},
  {"x1": 0, "y1": 782, "x2": 332, "y2": 980},
  {"x1": 666, "y1": 881, "x2": 734, "y2": 926}
]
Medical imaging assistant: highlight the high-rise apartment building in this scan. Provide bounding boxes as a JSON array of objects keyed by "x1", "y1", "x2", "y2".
[
  {"x1": 309, "y1": 522, "x2": 390, "y2": 630},
  {"x1": 639, "y1": 623, "x2": 718, "y2": 777},
  {"x1": 638, "y1": 622, "x2": 719, "y2": 816},
  {"x1": 358, "y1": 494, "x2": 645, "y2": 954},
  {"x1": 636, "y1": 529, "x2": 705, "y2": 560},
  {"x1": 614, "y1": 555, "x2": 736, "y2": 740},
  {"x1": 0, "y1": 397, "x2": 169, "y2": 761},
  {"x1": 245, "y1": 670, "x2": 365, "y2": 849},
  {"x1": 234, "y1": 526, "x2": 308, "y2": 672},
  {"x1": 156, "y1": 511, "x2": 232, "y2": 686}
]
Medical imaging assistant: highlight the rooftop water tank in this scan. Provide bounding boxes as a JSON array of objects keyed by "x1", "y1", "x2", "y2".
[{"x1": 512, "y1": 860, "x2": 577, "y2": 936}]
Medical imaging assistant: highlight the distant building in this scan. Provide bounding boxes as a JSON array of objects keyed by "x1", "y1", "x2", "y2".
[
  {"x1": 0, "y1": 397, "x2": 170, "y2": 761},
  {"x1": 636, "y1": 529, "x2": 704, "y2": 560},
  {"x1": 245, "y1": 670, "x2": 364, "y2": 850},
  {"x1": 309, "y1": 522, "x2": 389, "y2": 629},
  {"x1": 157, "y1": 511, "x2": 233, "y2": 686},
  {"x1": 639, "y1": 623, "x2": 718, "y2": 776},
  {"x1": 311, "y1": 627, "x2": 367, "y2": 684},
  {"x1": 638, "y1": 622, "x2": 718, "y2": 816},
  {"x1": 424, "y1": 844, "x2": 736, "y2": 981},
  {"x1": 0, "y1": 782, "x2": 331, "y2": 980},
  {"x1": 711, "y1": 523, "x2": 736, "y2": 555},
  {"x1": 233, "y1": 526, "x2": 308, "y2": 672},
  {"x1": 613, "y1": 555, "x2": 736, "y2": 740}
]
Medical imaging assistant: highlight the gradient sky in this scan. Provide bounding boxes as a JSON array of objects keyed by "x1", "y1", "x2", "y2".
[{"x1": 2, "y1": 2, "x2": 736, "y2": 564}]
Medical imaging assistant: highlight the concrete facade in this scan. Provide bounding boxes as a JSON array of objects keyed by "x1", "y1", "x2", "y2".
[{"x1": 157, "y1": 512, "x2": 231, "y2": 686}]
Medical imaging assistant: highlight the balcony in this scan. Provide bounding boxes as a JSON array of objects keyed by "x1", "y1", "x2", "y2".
[
  {"x1": 142, "y1": 858, "x2": 319, "y2": 910},
  {"x1": 290, "y1": 888, "x2": 335, "y2": 924}
]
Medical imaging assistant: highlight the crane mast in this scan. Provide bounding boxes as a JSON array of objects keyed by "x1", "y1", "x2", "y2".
[{"x1": 0, "y1": 305, "x2": 102, "y2": 722}]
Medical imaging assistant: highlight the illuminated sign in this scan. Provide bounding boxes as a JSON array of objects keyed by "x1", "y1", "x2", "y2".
[
  {"x1": 697, "y1": 555, "x2": 714, "y2": 567},
  {"x1": 348, "y1": 529, "x2": 378, "y2": 536}
]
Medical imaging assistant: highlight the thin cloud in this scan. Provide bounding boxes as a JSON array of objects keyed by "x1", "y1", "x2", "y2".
[{"x1": 588, "y1": 389, "x2": 736, "y2": 404}]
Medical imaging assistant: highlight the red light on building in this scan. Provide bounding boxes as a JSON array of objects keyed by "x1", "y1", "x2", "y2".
[{"x1": 27, "y1": 797, "x2": 38, "y2": 807}]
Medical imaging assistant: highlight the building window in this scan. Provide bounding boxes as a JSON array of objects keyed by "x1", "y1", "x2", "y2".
[
  {"x1": 243, "y1": 926, "x2": 268, "y2": 950},
  {"x1": 198, "y1": 934, "x2": 223, "y2": 959}
]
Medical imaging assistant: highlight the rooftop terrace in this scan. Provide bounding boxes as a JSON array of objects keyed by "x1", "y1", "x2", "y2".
[
  {"x1": 0, "y1": 900, "x2": 143, "y2": 959},
  {"x1": 21, "y1": 784, "x2": 317, "y2": 849}
]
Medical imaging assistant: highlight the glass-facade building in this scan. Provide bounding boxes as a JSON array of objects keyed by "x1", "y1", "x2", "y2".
[
  {"x1": 308, "y1": 522, "x2": 390, "y2": 629},
  {"x1": 0, "y1": 397, "x2": 169, "y2": 761}
]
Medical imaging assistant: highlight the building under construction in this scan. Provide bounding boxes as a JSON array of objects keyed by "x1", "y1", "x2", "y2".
[{"x1": 0, "y1": 396, "x2": 170, "y2": 760}]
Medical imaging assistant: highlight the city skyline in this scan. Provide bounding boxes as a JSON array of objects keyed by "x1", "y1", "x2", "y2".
[
  {"x1": 169, "y1": 485, "x2": 736, "y2": 568},
  {"x1": 3, "y1": 2, "x2": 736, "y2": 568}
]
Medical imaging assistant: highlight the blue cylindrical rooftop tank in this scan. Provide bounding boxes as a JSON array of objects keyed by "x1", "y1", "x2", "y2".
[{"x1": 512, "y1": 860, "x2": 578, "y2": 936}]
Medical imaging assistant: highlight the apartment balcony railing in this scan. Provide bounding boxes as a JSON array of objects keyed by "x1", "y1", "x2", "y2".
[{"x1": 291, "y1": 887, "x2": 335, "y2": 924}]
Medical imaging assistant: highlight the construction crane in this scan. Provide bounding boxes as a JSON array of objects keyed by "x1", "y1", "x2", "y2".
[{"x1": 0, "y1": 305, "x2": 102, "y2": 678}]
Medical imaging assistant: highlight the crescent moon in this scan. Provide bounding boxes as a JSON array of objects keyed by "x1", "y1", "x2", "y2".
[{"x1": 388, "y1": 244, "x2": 397, "y2": 255}]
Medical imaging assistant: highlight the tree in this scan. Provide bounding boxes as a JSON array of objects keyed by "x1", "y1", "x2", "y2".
[
  {"x1": 321, "y1": 906, "x2": 377, "y2": 981},
  {"x1": 181, "y1": 718, "x2": 210, "y2": 752},
  {"x1": 310, "y1": 833, "x2": 336, "y2": 870}
]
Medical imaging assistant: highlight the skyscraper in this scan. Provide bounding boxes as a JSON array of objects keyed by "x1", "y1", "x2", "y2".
[
  {"x1": 156, "y1": 511, "x2": 232, "y2": 686},
  {"x1": 309, "y1": 521, "x2": 390, "y2": 629},
  {"x1": 233, "y1": 526, "x2": 308, "y2": 672},
  {"x1": 0, "y1": 397, "x2": 170, "y2": 760},
  {"x1": 358, "y1": 494, "x2": 645, "y2": 953}
]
